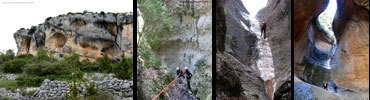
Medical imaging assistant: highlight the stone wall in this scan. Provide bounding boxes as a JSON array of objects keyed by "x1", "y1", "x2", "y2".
[{"x1": 33, "y1": 78, "x2": 133, "y2": 100}]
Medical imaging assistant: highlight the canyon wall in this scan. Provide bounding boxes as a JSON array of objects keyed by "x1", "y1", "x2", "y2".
[
  {"x1": 332, "y1": 0, "x2": 369, "y2": 92},
  {"x1": 138, "y1": 0, "x2": 212, "y2": 99},
  {"x1": 257, "y1": 0, "x2": 292, "y2": 99},
  {"x1": 216, "y1": 0, "x2": 269, "y2": 99},
  {"x1": 294, "y1": 0, "x2": 369, "y2": 92},
  {"x1": 14, "y1": 12, "x2": 133, "y2": 61}
]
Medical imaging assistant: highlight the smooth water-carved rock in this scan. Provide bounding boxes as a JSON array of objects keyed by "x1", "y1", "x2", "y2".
[
  {"x1": 331, "y1": 0, "x2": 369, "y2": 92},
  {"x1": 14, "y1": 11, "x2": 133, "y2": 61}
]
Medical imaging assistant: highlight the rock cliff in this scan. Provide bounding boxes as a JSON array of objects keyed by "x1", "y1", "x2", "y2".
[
  {"x1": 216, "y1": 0, "x2": 291, "y2": 99},
  {"x1": 138, "y1": 0, "x2": 212, "y2": 99},
  {"x1": 331, "y1": 0, "x2": 369, "y2": 92},
  {"x1": 216, "y1": 0, "x2": 270, "y2": 99},
  {"x1": 257, "y1": 0, "x2": 292, "y2": 99},
  {"x1": 294, "y1": 0, "x2": 369, "y2": 92},
  {"x1": 14, "y1": 11, "x2": 133, "y2": 61}
]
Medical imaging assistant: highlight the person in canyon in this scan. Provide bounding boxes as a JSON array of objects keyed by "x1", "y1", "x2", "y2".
[
  {"x1": 185, "y1": 67, "x2": 193, "y2": 90},
  {"x1": 324, "y1": 82, "x2": 328, "y2": 90},
  {"x1": 260, "y1": 21, "x2": 267, "y2": 39},
  {"x1": 177, "y1": 67, "x2": 185, "y2": 79},
  {"x1": 333, "y1": 83, "x2": 337, "y2": 93}
]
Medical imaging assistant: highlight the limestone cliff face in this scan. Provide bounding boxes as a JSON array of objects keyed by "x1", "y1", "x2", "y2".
[
  {"x1": 257, "y1": 0, "x2": 292, "y2": 99},
  {"x1": 215, "y1": 0, "x2": 269, "y2": 99},
  {"x1": 13, "y1": 12, "x2": 133, "y2": 61},
  {"x1": 138, "y1": 0, "x2": 212, "y2": 99},
  {"x1": 332, "y1": 0, "x2": 369, "y2": 92}
]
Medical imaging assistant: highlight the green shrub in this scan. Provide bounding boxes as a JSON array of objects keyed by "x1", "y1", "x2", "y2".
[
  {"x1": 68, "y1": 83, "x2": 79, "y2": 98},
  {"x1": 195, "y1": 58, "x2": 207, "y2": 68},
  {"x1": 113, "y1": 53, "x2": 133, "y2": 80},
  {"x1": 37, "y1": 48, "x2": 49, "y2": 61},
  {"x1": 62, "y1": 53, "x2": 81, "y2": 69},
  {"x1": 16, "y1": 76, "x2": 44, "y2": 87},
  {"x1": 0, "y1": 80, "x2": 19, "y2": 89},
  {"x1": 16, "y1": 54, "x2": 34, "y2": 60},
  {"x1": 21, "y1": 90, "x2": 37, "y2": 96},
  {"x1": 150, "y1": 56, "x2": 162, "y2": 70},
  {"x1": 85, "y1": 83, "x2": 97, "y2": 96},
  {"x1": 41, "y1": 63, "x2": 71, "y2": 76},
  {"x1": 72, "y1": 70, "x2": 85, "y2": 81},
  {"x1": 2, "y1": 59, "x2": 27, "y2": 73},
  {"x1": 80, "y1": 60, "x2": 99, "y2": 72},
  {"x1": 25, "y1": 64, "x2": 43, "y2": 76},
  {"x1": 138, "y1": 0, "x2": 173, "y2": 50},
  {"x1": 96, "y1": 54, "x2": 113, "y2": 73},
  {"x1": 0, "y1": 49, "x2": 15, "y2": 63}
]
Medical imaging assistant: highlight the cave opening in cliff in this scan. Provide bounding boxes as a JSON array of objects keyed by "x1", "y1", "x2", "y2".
[{"x1": 314, "y1": 0, "x2": 338, "y2": 69}]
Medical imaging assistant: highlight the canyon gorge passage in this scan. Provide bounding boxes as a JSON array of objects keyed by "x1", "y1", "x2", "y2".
[
  {"x1": 294, "y1": 0, "x2": 369, "y2": 99},
  {"x1": 216, "y1": 0, "x2": 291, "y2": 99}
]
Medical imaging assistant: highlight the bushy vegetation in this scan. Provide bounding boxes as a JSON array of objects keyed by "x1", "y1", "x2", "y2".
[
  {"x1": 195, "y1": 58, "x2": 207, "y2": 68},
  {"x1": 96, "y1": 54, "x2": 113, "y2": 73},
  {"x1": 0, "y1": 49, "x2": 133, "y2": 87},
  {"x1": 113, "y1": 53, "x2": 133, "y2": 80},
  {"x1": 0, "y1": 49, "x2": 15, "y2": 64},
  {"x1": 65, "y1": 82, "x2": 112, "y2": 100},
  {"x1": 16, "y1": 76, "x2": 44, "y2": 87},
  {"x1": 2, "y1": 59, "x2": 28, "y2": 73},
  {"x1": 138, "y1": 0, "x2": 173, "y2": 50}
]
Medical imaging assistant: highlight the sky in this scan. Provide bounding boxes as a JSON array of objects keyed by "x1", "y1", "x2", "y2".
[
  {"x1": 241, "y1": 0, "x2": 268, "y2": 17},
  {"x1": 321, "y1": 0, "x2": 337, "y2": 22},
  {"x1": 0, "y1": 0, "x2": 132, "y2": 53}
]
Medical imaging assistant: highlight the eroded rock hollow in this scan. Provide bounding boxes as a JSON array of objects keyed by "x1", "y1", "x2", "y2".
[{"x1": 14, "y1": 12, "x2": 133, "y2": 61}]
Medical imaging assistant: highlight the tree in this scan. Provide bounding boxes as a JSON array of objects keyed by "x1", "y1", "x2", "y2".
[
  {"x1": 97, "y1": 53, "x2": 113, "y2": 73},
  {"x1": 2, "y1": 59, "x2": 27, "y2": 73},
  {"x1": 113, "y1": 53, "x2": 133, "y2": 80},
  {"x1": 0, "y1": 49, "x2": 15, "y2": 63}
]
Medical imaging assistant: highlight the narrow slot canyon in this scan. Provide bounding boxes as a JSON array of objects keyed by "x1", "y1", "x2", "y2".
[
  {"x1": 294, "y1": 0, "x2": 369, "y2": 99},
  {"x1": 216, "y1": 0, "x2": 291, "y2": 99}
]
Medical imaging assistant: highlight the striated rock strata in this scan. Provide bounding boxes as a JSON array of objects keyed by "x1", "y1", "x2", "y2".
[{"x1": 14, "y1": 11, "x2": 133, "y2": 61}]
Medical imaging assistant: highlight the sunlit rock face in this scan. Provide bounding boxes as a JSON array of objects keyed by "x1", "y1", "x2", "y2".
[
  {"x1": 332, "y1": 0, "x2": 369, "y2": 92},
  {"x1": 13, "y1": 12, "x2": 133, "y2": 61}
]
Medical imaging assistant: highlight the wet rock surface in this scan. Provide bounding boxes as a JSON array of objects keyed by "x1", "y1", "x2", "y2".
[{"x1": 14, "y1": 11, "x2": 133, "y2": 61}]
